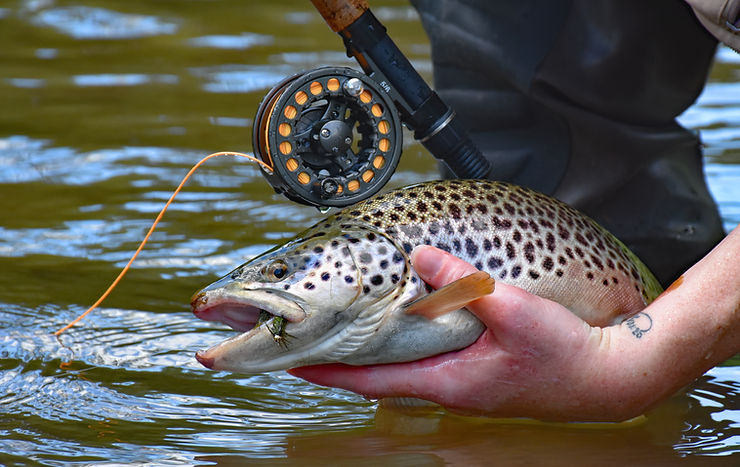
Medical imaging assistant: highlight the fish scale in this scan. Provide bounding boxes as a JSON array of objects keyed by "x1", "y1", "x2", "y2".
[{"x1": 192, "y1": 179, "x2": 663, "y2": 374}]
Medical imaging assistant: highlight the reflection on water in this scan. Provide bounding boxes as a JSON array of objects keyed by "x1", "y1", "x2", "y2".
[{"x1": 0, "y1": 0, "x2": 737, "y2": 465}]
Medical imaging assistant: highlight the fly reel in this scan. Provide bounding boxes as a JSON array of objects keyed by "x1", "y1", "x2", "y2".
[{"x1": 253, "y1": 67, "x2": 402, "y2": 208}]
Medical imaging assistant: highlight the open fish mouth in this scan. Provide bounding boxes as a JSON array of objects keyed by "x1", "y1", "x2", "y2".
[
  {"x1": 190, "y1": 289, "x2": 308, "y2": 370},
  {"x1": 191, "y1": 290, "x2": 307, "y2": 333}
]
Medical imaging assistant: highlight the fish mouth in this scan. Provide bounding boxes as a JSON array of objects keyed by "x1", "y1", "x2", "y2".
[
  {"x1": 191, "y1": 289, "x2": 306, "y2": 332},
  {"x1": 191, "y1": 289, "x2": 308, "y2": 370}
]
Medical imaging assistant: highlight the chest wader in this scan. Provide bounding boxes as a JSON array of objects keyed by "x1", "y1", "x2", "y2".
[{"x1": 412, "y1": 0, "x2": 726, "y2": 286}]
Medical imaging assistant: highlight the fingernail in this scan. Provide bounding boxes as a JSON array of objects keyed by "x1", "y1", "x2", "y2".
[{"x1": 410, "y1": 245, "x2": 445, "y2": 279}]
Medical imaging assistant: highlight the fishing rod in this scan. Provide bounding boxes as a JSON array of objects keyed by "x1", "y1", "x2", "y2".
[{"x1": 252, "y1": 0, "x2": 491, "y2": 208}]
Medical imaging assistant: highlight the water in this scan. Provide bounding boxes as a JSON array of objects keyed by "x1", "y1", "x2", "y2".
[{"x1": 0, "y1": 1, "x2": 737, "y2": 465}]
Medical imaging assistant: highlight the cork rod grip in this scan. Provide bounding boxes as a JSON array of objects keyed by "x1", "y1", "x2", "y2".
[{"x1": 310, "y1": 0, "x2": 369, "y2": 32}]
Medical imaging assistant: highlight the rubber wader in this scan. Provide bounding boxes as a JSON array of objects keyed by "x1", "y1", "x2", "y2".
[{"x1": 412, "y1": 0, "x2": 726, "y2": 286}]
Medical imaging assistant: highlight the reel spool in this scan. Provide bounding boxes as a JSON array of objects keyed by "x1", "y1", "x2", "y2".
[{"x1": 253, "y1": 67, "x2": 402, "y2": 208}]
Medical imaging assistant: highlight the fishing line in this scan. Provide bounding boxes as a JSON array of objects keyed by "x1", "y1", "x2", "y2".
[{"x1": 54, "y1": 151, "x2": 272, "y2": 336}]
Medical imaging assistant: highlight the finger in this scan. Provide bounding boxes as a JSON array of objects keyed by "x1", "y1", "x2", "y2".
[
  {"x1": 288, "y1": 350, "x2": 470, "y2": 402},
  {"x1": 411, "y1": 245, "x2": 480, "y2": 289}
]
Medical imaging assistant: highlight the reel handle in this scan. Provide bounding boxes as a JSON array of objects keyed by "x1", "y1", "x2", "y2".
[{"x1": 311, "y1": 0, "x2": 491, "y2": 179}]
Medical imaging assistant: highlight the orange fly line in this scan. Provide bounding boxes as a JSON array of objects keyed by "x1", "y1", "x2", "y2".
[{"x1": 54, "y1": 151, "x2": 273, "y2": 336}]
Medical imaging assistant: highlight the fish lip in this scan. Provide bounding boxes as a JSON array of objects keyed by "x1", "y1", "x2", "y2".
[{"x1": 191, "y1": 289, "x2": 307, "y2": 332}]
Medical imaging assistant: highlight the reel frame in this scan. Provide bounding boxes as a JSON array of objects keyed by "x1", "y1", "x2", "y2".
[{"x1": 253, "y1": 67, "x2": 402, "y2": 208}]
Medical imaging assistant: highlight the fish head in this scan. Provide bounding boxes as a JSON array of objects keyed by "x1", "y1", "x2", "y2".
[{"x1": 191, "y1": 225, "x2": 414, "y2": 373}]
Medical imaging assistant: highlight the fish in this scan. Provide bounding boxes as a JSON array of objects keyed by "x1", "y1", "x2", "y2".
[{"x1": 191, "y1": 179, "x2": 663, "y2": 374}]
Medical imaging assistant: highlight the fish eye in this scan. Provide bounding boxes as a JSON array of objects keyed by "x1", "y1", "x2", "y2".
[{"x1": 263, "y1": 260, "x2": 289, "y2": 281}]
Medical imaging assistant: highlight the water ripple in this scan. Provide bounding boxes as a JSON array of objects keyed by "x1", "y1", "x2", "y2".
[{"x1": 31, "y1": 6, "x2": 178, "y2": 40}]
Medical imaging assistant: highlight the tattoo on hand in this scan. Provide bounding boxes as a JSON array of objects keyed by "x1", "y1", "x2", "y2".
[{"x1": 625, "y1": 312, "x2": 653, "y2": 338}]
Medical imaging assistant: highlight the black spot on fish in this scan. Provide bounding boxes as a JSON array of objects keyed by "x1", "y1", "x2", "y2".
[
  {"x1": 429, "y1": 222, "x2": 440, "y2": 235},
  {"x1": 359, "y1": 252, "x2": 372, "y2": 264},
  {"x1": 390, "y1": 213, "x2": 400, "y2": 222},
  {"x1": 377, "y1": 246, "x2": 387, "y2": 255},
  {"x1": 363, "y1": 285, "x2": 370, "y2": 294},
  {"x1": 451, "y1": 192, "x2": 461, "y2": 201},
  {"x1": 488, "y1": 257, "x2": 503, "y2": 269},
  {"x1": 524, "y1": 242, "x2": 535, "y2": 263},
  {"x1": 402, "y1": 242, "x2": 412, "y2": 254},
  {"x1": 344, "y1": 275, "x2": 353, "y2": 283},
  {"x1": 503, "y1": 203, "x2": 516, "y2": 215},
  {"x1": 493, "y1": 236, "x2": 502, "y2": 248},
  {"x1": 513, "y1": 230, "x2": 522, "y2": 243},
  {"x1": 366, "y1": 233, "x2": 376, "y2": 241},
  {"x1": 492, "y1": 217, "x2": 512, "y2": 229},
  {"x1": 449, "y1": 204, "x2": 462, "y2": 219},
  {"x1": 417, "y1": 201, "x2": 428, "y2": 212},
  {"x1": 465, "y1": 237, "x2": 480, "y2": 258},
  {"x1": 546, "y1": 232, "x2": 556, "y2": 252},
  {"x1": 529, "y1": 270, "x2": 540, "y2": 280},
  {"x1": 432, "y1": 201, "x2": 443, "y2": 211},
  {"x1": 436, "y1": 242, "x2": 452, "y2": 253},
  {"x1": 393, "y1": 252, "x2": 403, "y2": 263},
  {"x1": 506, "y1": 242, "x2": 515, "y2": 259},
  {"x1": 575, "y1": 233, "x2": 588, "y2": 246},
  {"x1": 603, "y1": 279, "x2": 609, "y2": 286},
  {"x1": 453, "y1": 239, "x2": 461, "y2": 253},
  {"x1": 380, "y1": 259, "x2": 389, "y2": 269},
  {"x1": 304, "y1": 282, "x2": 315, "y2": 290},
  {"x1": 586, "y1": 272, "x2": 594, "y2": 280},
  {"x1": 511, "y1": 265, "x2": 522, "y2": 279},
  {"x1": 483, "y1": 238, "x2": 492, "y2": 251},
  {"x1": 475, "y1": 261, "x2": 483, "y2": 270},
  {"x1": 391, "y1": 274, "x2": 400, "y2": 284},
  {"x1": 556, "y1": 269, "x2": 564, "y2": 277},
  {"x1": 335, "y1": 261, "x2": 342, "y2": 268},
  {"x1": 558, "y1": 225, "x2": 570, "y2": 240},
  {"x1": 371, "y1": 275, "x2": 383, "y2": 286},
  {"x1": 408, "y1": 212, "x2": 418, "y2": 221},
  {"x1": 321, "y1": 272, "x2": 331, "y2": 281}
]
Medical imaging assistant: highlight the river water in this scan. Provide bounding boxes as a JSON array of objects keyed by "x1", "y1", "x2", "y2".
[{"x1": 0, "y1": 1, "x2": 738, "y2": 465}]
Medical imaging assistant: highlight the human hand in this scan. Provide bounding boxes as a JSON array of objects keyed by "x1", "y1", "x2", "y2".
[
  {"x1": 291, "y1": 226, "x2": 740, "y2": 421},
  {"x1": 289, "y1": 245, "x2": 611, "y2": 421}
]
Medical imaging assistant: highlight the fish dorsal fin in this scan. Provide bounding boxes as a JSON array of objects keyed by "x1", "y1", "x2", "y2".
[{"x1": 404, "y1": 271, "x2": 495, "y2": 320}]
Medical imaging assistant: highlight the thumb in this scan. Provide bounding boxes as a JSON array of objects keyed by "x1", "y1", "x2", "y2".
[
  {"x1": 410, "y1": 245, "x2": 480, "y2": 289},
  {"x1": 411, "y1": 245, "x2": 587, "y2": 343}
]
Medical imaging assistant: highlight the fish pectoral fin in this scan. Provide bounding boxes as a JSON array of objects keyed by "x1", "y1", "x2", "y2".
[{"x1": 404, "y1": 271, "x2": 495, "y2": 320}]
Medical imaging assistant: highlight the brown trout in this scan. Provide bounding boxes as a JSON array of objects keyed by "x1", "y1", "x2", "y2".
[{"x1": 192, "y1": 180, "x2": 662, "y2": 374}]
